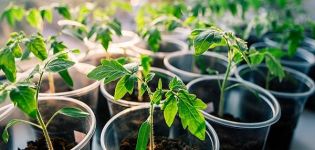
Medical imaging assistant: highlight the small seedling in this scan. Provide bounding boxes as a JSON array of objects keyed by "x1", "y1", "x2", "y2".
[
  {"x1": 88, "y1": 60, "x2": 207, "y2": 149},
  {"x1": 0, "y1": 33, "x2": 87, "y2": 150}
]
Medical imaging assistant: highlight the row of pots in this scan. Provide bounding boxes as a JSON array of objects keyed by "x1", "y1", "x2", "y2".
[{"x1": 0, "y1": 29, "x2": 315, "y2": 150}]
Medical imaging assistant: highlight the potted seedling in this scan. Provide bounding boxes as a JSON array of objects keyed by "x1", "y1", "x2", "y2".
[
  {"x1": 235, "y1": 46, "x2": 315, "y2": 149},
  {"x1": 0, "y1": 39, "x2": 96, "y2": 149},
  {"x1": 97, "y1": 55, "x2": 177, "y2": 116},
  {"x1": 57, "y1": 2, "x2": 140, "y2": 65},
  {"x1": 187, "y1": 25, "x2": 281, "y2": 150},
  {"x1": 88, "y1": 56, "x2": 219, "y2": 149}
]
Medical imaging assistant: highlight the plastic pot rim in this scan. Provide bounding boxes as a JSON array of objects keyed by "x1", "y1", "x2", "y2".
[
  {"x1": 164, "y1": 51, "x2": 236, "y2": 78},
  {"x1": 235, "y1": 64, "x2": 315, "y2": 98},
  {"x1": 186, "y1": 76, "x2": 281, "y2": 129}
]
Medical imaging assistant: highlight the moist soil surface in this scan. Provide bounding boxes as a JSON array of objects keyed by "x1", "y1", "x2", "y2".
[
  {"x1": 18, "y1": 137, "x2": 76, "y2": 150},
  {"x1": 122, "y1": 88, "x2": 151, "y2": 102},
  {"x1": 120, "y1": 136, "x2": 197, "y2": 150}
]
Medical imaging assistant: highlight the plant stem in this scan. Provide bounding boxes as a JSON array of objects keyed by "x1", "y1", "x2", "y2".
[
  {"x1": 36, "y1": 111, "x2": 54, "y2": 150},
  {"x1": 218, "y1": 54, "x2": 233, "y2": 117},
  {"x1": 48, "y1": 73, "x2": 55, "y2": 93},
  {"x1": 149, "y1": 103, "x2": 154, "y2": 150},
  {"x1": 137, "y1": 71, "x2": 143, "y2": 102}
]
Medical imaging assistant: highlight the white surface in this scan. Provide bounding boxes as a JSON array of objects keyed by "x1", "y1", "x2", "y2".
[{"x1": 291, "y1": 110, "x2": 315, "y2": 150}]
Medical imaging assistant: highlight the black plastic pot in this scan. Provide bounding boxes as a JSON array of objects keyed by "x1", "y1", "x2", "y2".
[
  {"x1": 187, "y1": 77, "x2": 280, "y2": 150},
  {"x1": 236, "y1": 64, "x2": 315, "y2": 150},
  {"x1": 0, "y1": 96, "x2": 96, "y2": 150},
  {"x1": 130, "y1": 36, "x2": 188, "y2": 68},
  {"x1": 100, "y1": 67, "x2": 176, "y2": 116},
  {"x1": 251, "y1": 42, "x2": 315, "y2": 74},
  {"x1": 164, "y1": 51, "x2": 235, "y2": 83},
  {"x1": 100, "y1": 105, "x2": 220, "y2": 150}
]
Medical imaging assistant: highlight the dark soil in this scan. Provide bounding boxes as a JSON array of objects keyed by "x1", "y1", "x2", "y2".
[
  {"x1": 123, "y1": 88, "x2": 151, "y2": 102},
  {"x1": 18, "y1": 137, "x2": 76, "y2": 150},
  {"x1": 120, "y1": 136, "x2": 197, "y2": 150},
  {"x1": 211, "y1": 113, "x2": 262, "y2": 150}
]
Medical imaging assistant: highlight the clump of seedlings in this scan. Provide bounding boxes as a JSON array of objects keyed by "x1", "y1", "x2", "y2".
[
  {"x1": 0, "y1": 32, "x2": 88, "y2": 150},
  {"x1": 88, "y1": 57, "x2": 207, "y2": 149},
  {"x1": 190, "y1": 25, "x2": 286, "y2": 117}
]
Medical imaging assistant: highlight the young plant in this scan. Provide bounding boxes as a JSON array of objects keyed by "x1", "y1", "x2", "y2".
[
  {"x1": 0, "y1": 33, "x2": 88, "y2": 150},
  {"x1": 190, "y1": 25, "x2": 250, "y2": 117},
  {"x1": 88, "y1": 60, "x2": 207, "y2": 149}
]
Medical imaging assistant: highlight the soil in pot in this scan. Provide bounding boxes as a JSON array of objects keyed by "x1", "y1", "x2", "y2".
[
  {"x1": 119, "y1": 136, "x2": 197, "y2": 150},
  {"x1": 20, "y1": 137, "x2": 75, "y2": 150}
]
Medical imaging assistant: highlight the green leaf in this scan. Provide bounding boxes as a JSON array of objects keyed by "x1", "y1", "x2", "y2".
[
  {"x1": 0, "y1": 90, "x2": 8, "y2": 103},
  {"x1": 191, "y1": 28, "x2": 225, "y2": 55},
  {"x1": 50, "y1": 37, "x2": 68, "y2": 59},
  {"x1": 115, "y1": 57, "x2": 128, "y2": 65},
  {"x1": 163, "y1": 92, "x2": 178, "y2": 127},
  {"x1": 145, "y1": 73, "x2": 155, "y2": 82},
  {"x1": 125, "y1": 75, "x2": 136, "y2": 94},
  {"x1": 158, "y1": 79, "x2": 162, "y2": 89},
  {"x1": 12, "y1": 44, "x2": 22, "y2": 58},
  {"x1": 141, "y1": 55, "x2": 152, "y2": 76},
  {"x1": 55, "y1": 5, "x2": 71, "y2": 19},
  {"x1": 0, "y1": 49, "x2": 16, "y2": 82},
  {"x1": 169, "y1": 77, "x2": 186, "y2": 91},
  {"x1": 108, "y1": 18, "x2": 122, "y2": 36},
  {"x1": 150, "y1": 89, "x2": 162, "y2": 104},
  {"x1": 26, "y1": 35, "x2": 47, "y2": 61},
  {"x1": 265, "y1": 53, "x2": 285, "y2": 81},
  {"x1": 57, "y1": 107, "x2": 89, "y2": 118},
  {"x1": 147, "y1": 28, "x2": 161, "y2": 52},
  {"x1": 249, "y1": 50, "x2": 265, "y2": 65},
  {"x1": 10, "y1": 86, "x2": 38, "y2": 119},
  {"x1": 26, "y1": 9, "x2": 43, "y2": 30},
  {"x1": 88, "y1": 59, "x2": 129, "y2": 82},
  {"x1": 40, "y1": 8, "x2": 53, "y2": 23},
  {"x1": 136, "y1": 121, "x2": 150, "y2": 150},
  {"x1": 1, "y1": 5, "x2": 24, "y2": 27},
  {"x1": 140, "y1": 83, "x2": 147, "y2": 96},
  {"x1": 46, "y1": 58, "x2": 75, "y2": 72},
  {"x1": 58, "y1": 70, "x2": 73, "y2": 87},
  {"x1": 96, "y1": 28, "x2": 112, "y2": 50},
  {"x1": 177, "y1": 90, "x2": 206, "y2": 140},
  {"x1": 114, "y1": 75, "x2": 128, "y2": 100},
  {"x1": 2, "y1": 119, "x2": 26, "y2": 143}
]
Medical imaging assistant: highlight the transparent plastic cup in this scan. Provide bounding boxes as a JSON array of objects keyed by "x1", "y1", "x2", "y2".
[
  {"x1": 130, "y1": 36, "x2": 188, "y2": 68},
  {"x1": 251, "y1": 42, "x2": 315, "y2": 74},
  {"x1": 100, "y1": 67, "x2": 177, "y2": 116},
  {"x1": 187, "y1": 77, "x2": 281, "y2": 150},
  {"x1": 0, "y1": 96, "x2": 96, "y2": 150},
  {"x1": 100, "y1": 105, "x2": 220, "y2": 150},
  {"x1": 235, "y1": 64, "x2": 315, "y2": 150},
  {"x1": 164, "y1": 51, "x2": 236, "y2": 83}
]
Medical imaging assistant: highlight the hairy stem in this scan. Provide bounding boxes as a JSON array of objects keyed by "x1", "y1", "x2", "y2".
[
  {"x1": 218, "y1": 58, "x2": 232, "y2": 117},
  {"x1": 149, "y1": 103, "x2": 154, "y2": 150}
]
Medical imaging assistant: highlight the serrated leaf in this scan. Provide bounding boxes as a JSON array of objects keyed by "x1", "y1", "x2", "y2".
[
  {"x1": 10, "y1": 86, "x2": 38, "y2": 119},
  {"x1": 1, "y1": 5, "x2": 24, "y2": 27},
  {"x1": 150, "y1": 89, "x2": 162, "y2": 104},
  {"x1": 58, "y1": 70, "x2": 73, "y2": 87},
  {"x1": 249, "y1": 50, "x2": 265, "y2": 65},
  {"x1": 87, "y1": 59, "x2": 129, "y2": 83},
  {"x1": 140, "y1": 83, "x2": 147, "y2": 96},
  {"x1": 56, "y1": 107, "x2": 89, "y2": 118},
  {"x1": 26, "y1": 35, "x2": 47, "y2": 61},
  {"x1": 147, "y1": 28, "x2": 161, "y2": 52},
  {"x1": 265, "y1": 53, "x2": 285, "y2": 81},
  {"x1": 46, "y1": 58, "x2": 75, "y2": 72},
  {"x1": 135, "y1": 121, "x2": 150, "y2": 150},
  {"x1": 163, "y1": 92, "x2": 178, "y2": 127},
  {"x1": 108, "y1": 18, "x2": 122, "y2": 36},
  {"x1": 125, "y1": 75, "x2": 136, "y2": 94},
  {"x1": 26, "y1": 9, "x2": 43, "y2": 30},
  {"x1": 114, "y1": 75, "x2": 129, "y2": 100},
  {"x1": 0, "y1": 49, "x2": 16, "y2": 82},
  {"x1": 177, "y1": 90, "x2": 206, "y2": 140},
  {"x1": 169, "y1": 77, "x2": 185, "y2": 91},
  {"x1": 145, "y1": 73, "x2": 155, "y2": 82}
]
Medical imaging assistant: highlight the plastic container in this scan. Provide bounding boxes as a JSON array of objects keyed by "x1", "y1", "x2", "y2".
[
  {"x1": 164, "y1": 51, "x2": 236, "y2": 83},
  {"x1": 26, "y1": 63, "x2": 100, "y2": 111},
  {"x1": 130, "y1": 36, "x2": 188, "y2": 68},
  {"x1": 100, "y1": 105, "x2": 219, "y2": 150},
  {"x1": 162, "y1": 27, "x2": 191, "y2": 41},
  {"x1": 251, "y1": 42, "x2": 315, "y2": 74},
  {"x1": 0, "y1": 96, "x2": 96, "y2": 150},
  {"x1": 100, "y1": 67, "x2": 176, "y2": 116},
  {"x1": 235, "y1": 64, "x2": 315, "y2": 150},
  {"x1": 187, "y1": 77, "x2": 280, "y2": 150}
]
